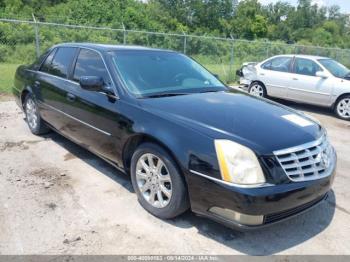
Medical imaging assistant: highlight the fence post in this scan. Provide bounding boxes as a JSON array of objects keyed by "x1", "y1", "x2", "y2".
[
  {"x1": 122, "y1": 22, "x2": 126, "y2": 45},
  {"x1": 182, "y1": 30, "x2": 187, "y2": 54},
  {"x1": 266, "y1": 44, "x2": 269, "y2": 59},
  {"x1": 32, "y1": 14, "x2": 40, "y2": 58},
  {"x1": 230, "y1": 35, "x2": 234, "y2": 83}
]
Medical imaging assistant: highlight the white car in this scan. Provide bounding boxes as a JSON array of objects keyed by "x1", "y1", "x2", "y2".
[{"x1": 238, "y1": 55, "x2": 350, "y2": 120}]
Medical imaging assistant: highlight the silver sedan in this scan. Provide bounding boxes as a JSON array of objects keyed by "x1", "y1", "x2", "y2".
[{"x1": 238, "y1": 55, "x2": 350, "y2": 120}]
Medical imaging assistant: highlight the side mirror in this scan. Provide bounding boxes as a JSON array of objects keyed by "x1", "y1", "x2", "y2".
[
  {"x1": 316, "y1": 71, "x2": 328, "y2": 79},
  {"x1": 213, "y1": 73, "x2": 219, "y2": 79},
  {"x1": 79, "y1": 76, "x2": 104, "y2": 91}
]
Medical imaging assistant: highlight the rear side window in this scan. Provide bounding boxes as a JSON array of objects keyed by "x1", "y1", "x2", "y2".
[
  {"x1": 48, "y1": 47, "x2": 77, "y2": 78},
  {"x1": 40, "y1": 48, "x2": 57, "y2": 73},
  {"x1": 294, "y1": 58, "x2": 322, "y2": 77},
  {"x1": 261, "y1": 57, "x2": 292, "y2": 72},
  {"x1": 32, "y1": 49, "x2": 53, "y2": 71},
  {"x1": 73, "y1": 49, "x2": 111, "y2": 85}
]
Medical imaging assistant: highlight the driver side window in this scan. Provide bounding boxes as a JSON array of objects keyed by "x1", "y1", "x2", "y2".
[
  {"x1": 73, "y1": 49, "x2": 112, "y2": 86},
  {"x1": 294, "y1": 58, "x2": 322, "y2": 77}
]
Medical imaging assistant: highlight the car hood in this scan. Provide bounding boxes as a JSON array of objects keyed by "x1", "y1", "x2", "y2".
[{"x1": 139, "y1": 90, "x2": 323, "y2": 155}]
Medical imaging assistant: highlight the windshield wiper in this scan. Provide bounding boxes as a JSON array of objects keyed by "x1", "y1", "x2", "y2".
[
  {"x1": 199, "y1": 90, "x2": 222, "y2": 93},
  {"x1": 142, "y1": 93, "x2": 189, "y2": 98},
  {"x1": 344, "y1": 72, "x2": 350, "y2": 79}
]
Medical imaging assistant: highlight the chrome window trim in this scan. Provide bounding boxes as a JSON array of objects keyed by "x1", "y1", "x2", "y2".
[
  {"x1": 293, "y1": 57, "x2": 324, "y2": 76},
  {"x1": 41, "y1": 102, "x2": 111, "y2": 136},
  {"x1": 189, "y1": 169, "x2": 274, "y2": 188},
  {"x1": 73, "y1": 47, "x2": 118, "y2": 97},
  {"x1": 34, "y1": 70, "x2": 78, "y2": 85},
  {"x1": 31, "y1": 44, "x2": 120, "y2": 99}
]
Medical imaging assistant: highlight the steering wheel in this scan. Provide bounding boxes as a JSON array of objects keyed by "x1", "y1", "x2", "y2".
[{"x1": 172, "y1": 73, "x2": 188, "y2": 84}]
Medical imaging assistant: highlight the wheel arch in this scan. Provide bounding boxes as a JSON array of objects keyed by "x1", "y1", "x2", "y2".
[
  {"x1": 249, "y1": 80, "x2": 268, "y2": 96},
  {"x1": 332, "y1": 93, "x2": 350, "y2": 109},
  {"x1": 122, "y1": 133, "x2": 185, "y2": 180},
  {"x1": 20, "y1": 86, "x2": 34, "y2": 108}
]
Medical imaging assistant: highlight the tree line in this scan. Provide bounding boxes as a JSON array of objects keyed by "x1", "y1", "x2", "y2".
[{"x1": 0, "y1": 0, "x2": 349, "y2": 49}]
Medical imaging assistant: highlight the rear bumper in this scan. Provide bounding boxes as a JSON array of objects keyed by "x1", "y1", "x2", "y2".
[
  {"x1": 239, "y1": 78, "x2": 251, "y2": 90},
  {"x1": 12, "y1": 86, "x2": 22, "y2": 110},
  {"x1": 187, "y1": 168, "x2": 335, "y2": 230}
]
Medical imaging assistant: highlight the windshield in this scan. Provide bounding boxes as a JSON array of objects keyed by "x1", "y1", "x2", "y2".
[
  {"x1": 111, "y1": 50, "x2": 226, "y2": 97},
  {"x1": 318, "y1": 59, "x2": 350, "y2": 79}
]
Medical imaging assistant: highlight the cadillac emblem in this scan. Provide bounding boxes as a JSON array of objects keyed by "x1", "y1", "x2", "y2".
[{"x1": 320, "y1": 149, "x2": 331, "y2": 169}]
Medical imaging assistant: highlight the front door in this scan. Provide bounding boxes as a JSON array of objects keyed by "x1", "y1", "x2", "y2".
[
  {"x1": 287, "y1": 58, "x2": 333, "y2": 106},
  {"x1": 62, "y1": 48, "x2": 124, "y2": 166}
]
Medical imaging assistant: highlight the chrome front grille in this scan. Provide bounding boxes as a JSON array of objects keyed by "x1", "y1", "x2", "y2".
[{"x1": 274, "y1": 135, "x2": 335, "y2": 182}]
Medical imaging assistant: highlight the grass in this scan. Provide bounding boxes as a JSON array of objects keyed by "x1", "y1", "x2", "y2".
[
  {"x1": 0, "y1": 63, "x2": 19, "y2": 94},
  {"x1": 203, "y1": 63, "x2": 240, "y2": 85}
]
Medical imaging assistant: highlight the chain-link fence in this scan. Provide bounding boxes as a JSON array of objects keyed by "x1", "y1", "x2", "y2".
[{"x1": 1, "y1": 17, "x2": 350, "y2": 93}]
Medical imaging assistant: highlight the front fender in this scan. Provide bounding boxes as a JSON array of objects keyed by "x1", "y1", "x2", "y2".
[{"x1": 120, "y1": 101, "x2": 221, "y2": 182}]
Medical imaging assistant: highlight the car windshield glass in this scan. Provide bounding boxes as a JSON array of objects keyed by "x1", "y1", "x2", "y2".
[
  {"x1": 111, "y1": 50, "x2": 227, "y2": 97},
  {"x1": 318, "y1": 59, "x2": 350, "y2": 78}
]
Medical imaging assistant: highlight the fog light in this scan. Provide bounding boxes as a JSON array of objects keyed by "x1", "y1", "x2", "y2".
[{"x1": 209, "y1": 207, "x2": 264, "y2": 226}]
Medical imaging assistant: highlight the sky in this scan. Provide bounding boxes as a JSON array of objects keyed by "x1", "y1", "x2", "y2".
[{"x1": 259, "y1": 0, "x2": 350, "y2": 13}]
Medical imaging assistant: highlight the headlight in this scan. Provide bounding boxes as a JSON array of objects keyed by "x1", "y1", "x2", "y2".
[{"x1": 214, "y1": 140, "x2": 266, "y2": 185}]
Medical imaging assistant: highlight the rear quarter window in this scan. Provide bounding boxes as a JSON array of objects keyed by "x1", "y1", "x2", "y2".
[{"x1": 40, "y1": 48, "x2": 57, "y2": 73}]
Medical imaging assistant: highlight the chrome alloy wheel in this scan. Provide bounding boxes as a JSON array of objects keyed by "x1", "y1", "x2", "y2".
[
  {"x1": 135, "y1": 153, "x2": 172, "y2": 208},
  {"x1": 25, "y1": 98, "x2": 38, "y2": 130},
  {"x1": 249, "y1": 84, "x2": 264, "y2": 97},
  {"x1": 337, "y1": 98, "x2": 350, "y2": 119}
]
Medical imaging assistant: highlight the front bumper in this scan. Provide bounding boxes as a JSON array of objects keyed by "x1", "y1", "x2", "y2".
[{"x1": 187, "y1": 169, "x2": 335, "y2": 230}]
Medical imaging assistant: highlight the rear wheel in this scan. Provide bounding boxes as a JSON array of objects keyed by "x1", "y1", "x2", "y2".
[
  {"x1": 334, "y1": 96, "x2": 350, "y2": 120},
  {"x1": 24, "y1": 94, "x2": 50, "y2": 135},
  {"x1": 248, "y1": 82, "x2": 266, "y2": 98},
  {"x1": 130, "y1": 143, "x2": 189, "y2": 219}
]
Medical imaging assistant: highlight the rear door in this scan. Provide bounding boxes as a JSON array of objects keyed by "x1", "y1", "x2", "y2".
[
  {"x1": 35, "y1": 47, "x2": 78, "y2": 131},
  {"x1": 258, "y1": 56, "x2": 293, "y2": 98},
  {"x1": 287, "y1": 58, "x2": 333, "y2": 105}
]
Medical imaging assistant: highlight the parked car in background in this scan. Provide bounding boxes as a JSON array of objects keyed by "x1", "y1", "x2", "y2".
[
  {"x1": 13, "y1": 44, "x2": 336, "y2": 230},
  {"x1": 237, "y1": 55, "x2": 350, "y2": 120}
]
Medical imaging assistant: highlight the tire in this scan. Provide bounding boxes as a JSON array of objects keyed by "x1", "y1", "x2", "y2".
[
  {"x1": 334, "y1": 95, "x2": 350, "y2": 121},
  {"x1": 130, "y1": 142, "x2": 189, "y2": 219},
  {"x1": 24, "y1": 93, "x2": 50, "y2": 135},
  {"x1": 248, "y1": 82, "x2": 267, "y2": 98}
]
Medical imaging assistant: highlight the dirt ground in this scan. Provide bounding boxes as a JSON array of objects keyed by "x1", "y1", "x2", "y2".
[{"x1": 0, "y1": 96, "x2": 349, "y2": 255}]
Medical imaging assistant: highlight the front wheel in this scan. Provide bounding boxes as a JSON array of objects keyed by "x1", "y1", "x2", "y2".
[
  {"x1": 248, "y1": 82, "x2": 266, "y2": 98},
  {"x1": 334, "y1": 96, "x2": 350, "y2": 120},
  {"x1": 130, "y1": 143, "x2": 189, "y2": 219},
  {"x1": 24, "y1": 94, "x2": 50, "y2": 135}
]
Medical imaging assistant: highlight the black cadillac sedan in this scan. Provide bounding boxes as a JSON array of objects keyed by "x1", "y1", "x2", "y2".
[{"x1": 13, "y1": 43, "x2": 336, "y2": 230}]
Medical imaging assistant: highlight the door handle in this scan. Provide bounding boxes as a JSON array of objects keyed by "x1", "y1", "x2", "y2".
[
  {"x1": 292, "y1": 77, "x2": 298, "y2": 80},
  {"x1": 260, "y1": 73, "x2": 265, "y2": 76},
  {"x1": 34, "y1": 80, "x2": 40, "y2": 87},
  {"x1": 66, "y1": 93, "x2": 76, "y2": 102}
]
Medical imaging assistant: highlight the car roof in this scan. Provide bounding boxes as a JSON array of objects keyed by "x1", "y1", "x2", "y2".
[
  {"x1": 54, "y1": 42, "x2": 174, "y2": 53},
  {"x1": 272, "y1": 54, "x2": 330, "y2": 60}
]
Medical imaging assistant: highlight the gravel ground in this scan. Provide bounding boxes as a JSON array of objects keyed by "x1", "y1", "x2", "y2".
[{"x1": 0, "y1": 96, "x2": 349, "y2": 255}]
